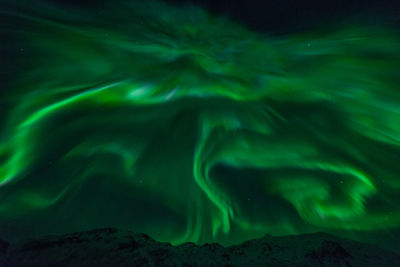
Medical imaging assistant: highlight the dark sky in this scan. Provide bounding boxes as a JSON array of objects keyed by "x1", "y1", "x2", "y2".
[
  {"x1": 167, "y1": 0, "x2": 400, "y2": 31},
  {"x1": 52, "y1": 0, "x2": 400, "y2": 34}
]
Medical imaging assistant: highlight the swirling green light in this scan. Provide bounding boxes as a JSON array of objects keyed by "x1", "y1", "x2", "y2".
[{"x1": 1, "y1": 0, "x2": 400, "y2": 251}]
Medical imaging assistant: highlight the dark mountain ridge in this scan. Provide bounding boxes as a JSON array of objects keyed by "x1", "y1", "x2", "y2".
[{"x1": 1, "y1": 228, "x2": 399, "y2": 266}]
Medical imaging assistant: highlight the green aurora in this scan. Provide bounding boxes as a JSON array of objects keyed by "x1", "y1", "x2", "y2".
[{"x1": 1, "y1": 0, "x2": 400, "y2": 251}]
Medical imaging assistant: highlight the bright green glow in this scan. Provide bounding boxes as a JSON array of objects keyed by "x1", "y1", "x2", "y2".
[{"x1": 1, "y1": 0, "x2": 400, "y2": 251}]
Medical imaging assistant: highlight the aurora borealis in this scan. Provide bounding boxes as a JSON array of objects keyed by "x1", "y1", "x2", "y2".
[{"x1": 1, "y1": 0, "x2": 400, "y2": 252}]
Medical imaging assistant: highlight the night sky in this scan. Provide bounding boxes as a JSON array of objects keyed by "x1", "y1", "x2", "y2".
[{"x1": 1, "y1": 0, "x2": 400, "y2": 252}]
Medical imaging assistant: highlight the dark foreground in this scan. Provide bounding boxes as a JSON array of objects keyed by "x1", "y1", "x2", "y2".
[{"x1": 0, "y1": 228, "x2": 399, "y2": 266}]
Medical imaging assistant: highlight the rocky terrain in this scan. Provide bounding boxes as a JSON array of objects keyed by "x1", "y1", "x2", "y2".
[{"x1": 0, "y1": 228, "x2": 399, "y2": 266}]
